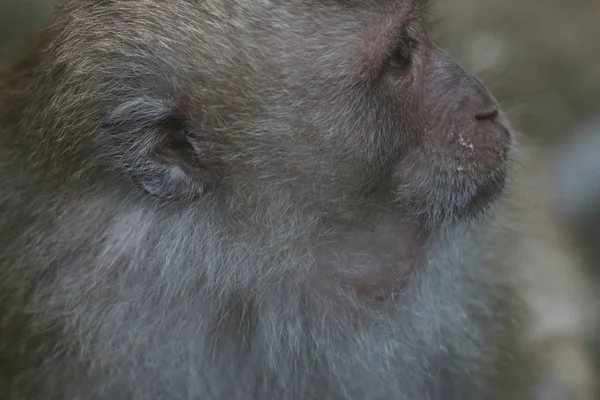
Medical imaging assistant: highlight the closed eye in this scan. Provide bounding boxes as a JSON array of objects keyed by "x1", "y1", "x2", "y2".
[{"x1": 387, "y1": 30, "x2": 413, "y2": 72}]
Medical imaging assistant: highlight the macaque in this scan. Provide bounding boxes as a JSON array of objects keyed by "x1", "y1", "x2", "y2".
[{"x1": 0, "y1": 0, "x2": 530, "y2": 399}]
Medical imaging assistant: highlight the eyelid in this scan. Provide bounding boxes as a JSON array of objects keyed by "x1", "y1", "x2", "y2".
[
  {"x1": 390, "y1": 29, "x2": 412, "y2": 55},
  {"x1": 385, "y1": 26, "x2": 416, "y2": 74}
]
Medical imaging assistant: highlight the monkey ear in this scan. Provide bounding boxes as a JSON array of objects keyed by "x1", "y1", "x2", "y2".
[
  {"x1": 102, "y1": 97, "x2": 216, "y2": 201},
  {"x1": 133, "y1": 114, "x2": 211, "y2": 201}
]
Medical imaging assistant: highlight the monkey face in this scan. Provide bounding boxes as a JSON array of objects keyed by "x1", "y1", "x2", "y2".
[
  {"x1": 307, "y1": 5, "x2": 510, "y2": 223},
  {"x1": 209, "y1": 0, "x2": 514, "y2": 227}
]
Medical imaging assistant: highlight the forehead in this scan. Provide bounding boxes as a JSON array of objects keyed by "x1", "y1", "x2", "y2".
[
  {"x1": 262, "y1": 0, "x2": 423, "y2": 87},
  {"x1": 304, "y1": 0, "x2": 425, "y2": 33},
  {"x1": 321, "y1": 0, "x2": 428, "y2": 13},
  {"x1": 321, "y1": 0, "x2": 427, "y2": 33},
  {"x1": 298, "y1": 0, "x2": 425, "y2": 19},
  {"x1": 263, "y1": 0, "x2": 428, "y2": 79}
]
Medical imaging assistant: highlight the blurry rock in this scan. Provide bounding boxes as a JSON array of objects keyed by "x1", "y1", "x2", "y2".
[
  {"x1": 0, "y1": 0, "x2": 55, "y2": 59},
  {"x1": 554, "y1": 117, "x2": 600, "y2": 265},
  {"x1": 509, "y1": 143, "x2": 598, "y2": 400},
  {"x1": 553, "y1": 119, "x2": 600, "y2": 399}
]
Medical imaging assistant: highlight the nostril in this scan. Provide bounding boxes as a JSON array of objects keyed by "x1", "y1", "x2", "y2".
[{"x1": 475, "y1": 105, "x2": 498, "y2": 120}]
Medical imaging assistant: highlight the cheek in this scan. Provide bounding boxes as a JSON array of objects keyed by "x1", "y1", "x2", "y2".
[{"x1": 314, "y1": 89, "x2": 406, "y2": 166}]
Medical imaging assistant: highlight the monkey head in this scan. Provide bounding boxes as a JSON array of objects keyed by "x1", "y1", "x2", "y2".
[
  {"x1": 26, "y1": 0, "x2": 513, "y2": 300},
  {"x1": 90, "y1": 1, "x2": 509, "y2": 218},
  {"x1": 0, "y1": 3, "x2": 526, "y2": 397}
]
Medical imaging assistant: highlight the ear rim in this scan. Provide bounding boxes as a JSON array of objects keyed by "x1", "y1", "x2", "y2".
[{"x1": 101, "y1": 96, "x2": 218, "y2": 201}]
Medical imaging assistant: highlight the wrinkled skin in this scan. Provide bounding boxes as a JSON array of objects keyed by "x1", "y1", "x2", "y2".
[{"x1": 0, "y1": 0, "x2": 528, "y2": 399}]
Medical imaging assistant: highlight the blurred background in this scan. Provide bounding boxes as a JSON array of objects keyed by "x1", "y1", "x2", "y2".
[
  {"x1": 431, "y1": 3, "x2": 600, "y2": 399},
  {"x1": 1, "y1": 0, "x2": 599, "y2": 399}
]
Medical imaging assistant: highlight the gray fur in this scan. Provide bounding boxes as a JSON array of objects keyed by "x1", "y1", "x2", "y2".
[{"x1": 0, "y1": 0, "x2": 528, "y2": 399}]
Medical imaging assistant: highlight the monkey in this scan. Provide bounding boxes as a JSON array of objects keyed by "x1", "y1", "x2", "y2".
[{"x1": 0, "y1": 0, "x2": 531, "y2": 399}]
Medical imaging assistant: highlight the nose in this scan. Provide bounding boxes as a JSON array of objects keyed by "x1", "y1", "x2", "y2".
[
  {"x1": 472, "y1": 79, "x2": 499, "y2": 120},
  {"x1": 475, "y1": 104, "x2": 498, "y2": 120}
]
